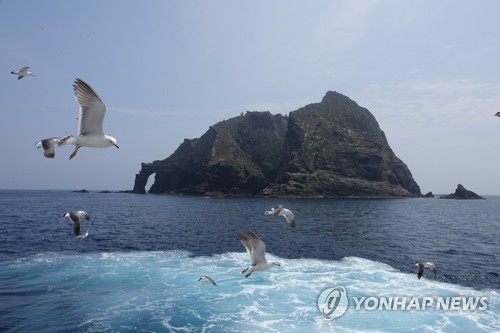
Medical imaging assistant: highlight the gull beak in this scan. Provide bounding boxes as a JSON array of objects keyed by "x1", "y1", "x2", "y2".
[{"x1": 114, "y1": 144, "x2": 119, "y2": 149}]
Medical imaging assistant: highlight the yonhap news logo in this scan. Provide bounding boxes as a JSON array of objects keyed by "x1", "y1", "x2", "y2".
[
  {"x1": 317, "y1": 286, "x2": 488, "y2": 321},
  {"x1": 317, "y1": 286, "x2": 349, "y2": 320}
]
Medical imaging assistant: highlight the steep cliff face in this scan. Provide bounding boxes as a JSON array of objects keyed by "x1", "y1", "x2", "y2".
[
  {"x1": 135, "y1": 111, "x2": 288, "y2": 196},
  {"x1": 132, "y1": 92, "x2": 421, "y2": 197},
  {"x1": 262, "y1": 91, "x2": 421, "y2": 197}
]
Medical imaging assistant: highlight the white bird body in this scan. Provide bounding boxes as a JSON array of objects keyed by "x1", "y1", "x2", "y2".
[
  {"x1": 238, "y1": 230, "x2": 280, "y2": 277},
  {"x1": 59, "y1": 134, "x2": 117, "y2": 148},
  {"x1": 265, "y1": 204, "x2": 296, "y2": 228},
  {"x1": 11, "y1": 66, "x2": 35, "y2": 79},
  {"x1": 36, "y1": 78, "x2": 119, "y2": 159}
]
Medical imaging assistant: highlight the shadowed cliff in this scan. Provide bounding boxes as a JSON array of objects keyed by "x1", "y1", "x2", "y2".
[{"x1": 133, "y1": 91, "x2": 421, "y2": 197}]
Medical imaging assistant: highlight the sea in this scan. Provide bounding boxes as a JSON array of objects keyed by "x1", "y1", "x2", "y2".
[{"x1": 0, "y1": 190, "x2": 498, "y2": 332}]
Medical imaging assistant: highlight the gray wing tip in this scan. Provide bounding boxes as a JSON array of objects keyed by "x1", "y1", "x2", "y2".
[
  {"x1": 36, "y1": 138, "x2": 58, "y2": 158},
  {"x1": 245, "y1": 230, "x2": 260, "y2": 240},
  {"x1": 73, "y1": 78, "x2": 103, "y2": 104},
  {"x1": 237, "y1": 230, "x2": 258, "y2": 239},
  {"x1": 73, "y1": 77, "x2": 96, "y2": 93}
]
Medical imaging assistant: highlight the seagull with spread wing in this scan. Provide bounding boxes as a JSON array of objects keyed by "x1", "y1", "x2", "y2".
[
  {"x1": 62, "y1": 210, "x2": 92, "y2": 238},
  {"x1": 36, "y1": 78, "x2": 119, "y2": 159},
  {"x1": 415, "y1": 261, "x2": 437, "y2": 279},
  {"x1": 237, "y1": 230, "x2": 280, "y2": 278},
  {"x1": 264, "y1": 204, "x2": 296, "y2": 228},
  {"x1": 197, "y1": 275, "x2": 217, "y2": 286},
  {"x1": 11, "y1": 66, "x2": 35, "y2": 79}
]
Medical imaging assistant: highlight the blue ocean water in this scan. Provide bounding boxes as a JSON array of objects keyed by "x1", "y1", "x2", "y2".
[{"x1": 0, "y1": 190, "x2": 498, "y2": 332}]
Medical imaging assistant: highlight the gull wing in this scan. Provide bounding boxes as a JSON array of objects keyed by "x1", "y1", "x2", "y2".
[
  {"x1": 424, "y1": 262, "x2": 437, "y2": 273},
  {"x1": 69, "y1": 211, "x2": 81, "y2": 236},
  {"x1": 238, "y1": 232, "x2": 253, "y2": 262},
  {"x1": 273, "y1": 205, "x2": 283, "y2": 217},
  {"x1": 279, "y1": 208, "x2": 296, "y2": 228},
  {"x1": 238, "y1": 230, "x2": 267, "y2": 266},
  {"x1": 80, "y1": 211, "x2": 91, "y2": 221},
  {"x1": 36, "y1": 138, "x2": 60, "y2": 158},
  {"x1": 73, "y1": 78, "x2": 106, "y2": 136},
  {"x1": 19, "y1": 67, "x2": 30, "y2": 73},
  {"x1": 417, "y1": 263, "x2": 424, "y2": 279}
]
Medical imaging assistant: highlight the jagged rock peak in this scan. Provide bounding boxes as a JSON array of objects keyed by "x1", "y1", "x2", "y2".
[
  {"x1": 440, "y1": 184, "x2": 484, "y2": 200},
  {"x1": 321, "y1": 90, "x2": 358, "y2": 106}
]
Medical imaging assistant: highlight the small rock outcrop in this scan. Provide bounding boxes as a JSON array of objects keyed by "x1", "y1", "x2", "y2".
[
  {"x1": 72, "y1": 189, "x2": 89, "y2": 193},
  {"x1": 440, "y1": 184, "x2": 484, "y2": 199},
  {"x1": 132, "y1": 91, "x2": 421, "y2": 198}
]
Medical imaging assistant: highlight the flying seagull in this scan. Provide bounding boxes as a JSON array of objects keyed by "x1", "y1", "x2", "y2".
[
  {"x1": 62, "y1": 210, "x2": 92, "y2": 238},
  {"x1": 415, "y1": 261, "x2": 437, "y2": 279},
  {"x1": 11, "y1": 66, "x2": 35, "y2": 79},
  {"x1": 36, "y1": 78, "x2": 119, "y2": 159},
  {"x1": 264, "y1": 204, "x2": 296, "y2": 228},
  {"x1": 197, "y1": 275, "x2": 217, "y2": 286},
  {"x1": 237, "y1": 230, "x2": 280, "y2": 278}
]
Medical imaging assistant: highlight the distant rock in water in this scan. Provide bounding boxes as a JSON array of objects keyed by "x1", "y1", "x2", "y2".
[
  {"x1": 440, "y1": 184, "x2": 484, "y2": 200},
  {"x1": 424, "y1": 191, "x2": 434, "y2": 198},
  {"x1": 132, "y1": 91, "x2": 421, "y2": 198},
  {"x1": 72, "y1": 189, "x2": 89, "y2": 193}
]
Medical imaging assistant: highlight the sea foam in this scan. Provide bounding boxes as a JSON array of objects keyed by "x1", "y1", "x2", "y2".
[{"x1": 0, "y1": 251, "x2": 498, "y2": 332}]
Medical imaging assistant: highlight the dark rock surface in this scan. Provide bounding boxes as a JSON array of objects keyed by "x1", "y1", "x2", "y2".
[
  {"x1": 132, "y1": 91, "x2": 421, "y2": 198},
  {"x1": 424, "y1": 191, "x2": 434, "y2": 198},
  {"x1": 440, "y1": 184, "x2": 484, "y2": 200}
]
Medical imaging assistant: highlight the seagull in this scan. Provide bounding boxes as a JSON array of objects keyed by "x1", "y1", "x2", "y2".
[
  {"x1": 11, "y1": 66, "x2": 35, "y2": 79},
  {"x1": 237, "y1": 230, "x2": 280, "y2": 278},
  {"x1": 415, "y1": 261, "x2": 437, "y2": 279},
  {"x1": 36, "y1": 78, "x2": 119, "y2": 159},
  {"x1": 62, "y1": 210, "x2": 92, "y2": 237},
  {"x1": 197, "y1": 275, "x2": 217, "y2": 286},
  {"x1": 264, "y1": 204, "x2": 296, "y2": 228},
  {"x1": 495, "y1": 112, "x2": 500, "y2": 117}
]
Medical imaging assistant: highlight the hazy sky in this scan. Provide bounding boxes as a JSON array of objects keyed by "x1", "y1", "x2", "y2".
[{"x1": 1, "y1": 1, "x2": 499, "y2": 194}]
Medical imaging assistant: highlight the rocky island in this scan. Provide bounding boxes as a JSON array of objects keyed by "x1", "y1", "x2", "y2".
[{"x1": 132, "y1": 91, "x2": 421, "y2": 198}]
